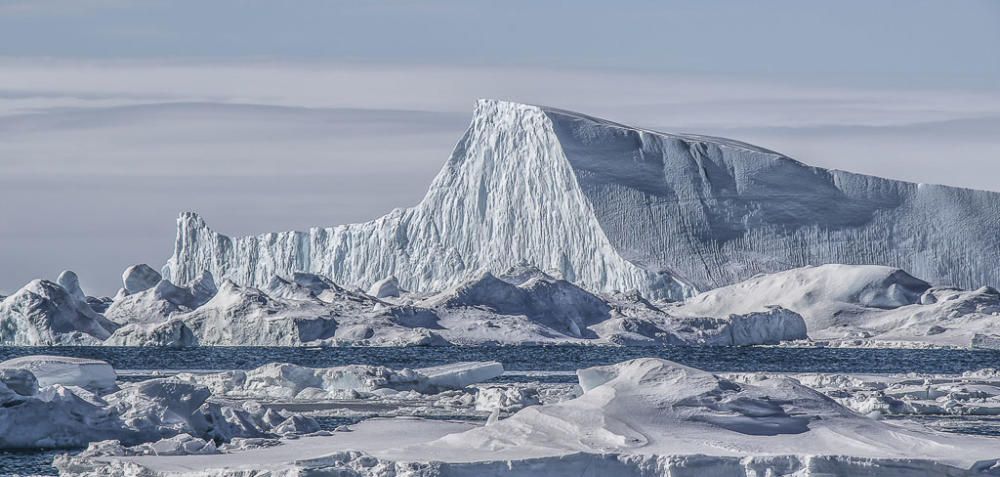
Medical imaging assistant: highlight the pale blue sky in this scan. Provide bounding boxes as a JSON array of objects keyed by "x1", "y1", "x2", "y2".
[
  {"x1": 0, "y1": 1, "x2": 998, "y2": 295},
  {"x1": 1, "y1": 0, "x2": 998, "y2": 83}
]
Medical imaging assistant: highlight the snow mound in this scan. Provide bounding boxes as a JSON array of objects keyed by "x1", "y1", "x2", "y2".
[
  {"x1": 676, "y1": 264, "x2": 930, "y2": 329},
  {"x1": 164, "y1": 99, "x2": 1000, "y2": 300},
  {"x1": 105, "y1": 280, "x2": 194, "y2": 324},
  {"x1": 474, "y1": 385, "x2": 540, "y2": 413},
  {"x1": 0, "y1": 355, "x2": 117, "y2": 391}
]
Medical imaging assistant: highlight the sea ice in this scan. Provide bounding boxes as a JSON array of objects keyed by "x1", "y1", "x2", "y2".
[
  {"x1": 0, "y1": 356, "x2": 318, "y2": 450},
  {"x1": 172, "y1": 361, "x2": 504, "y2": 399},
  {"x1": 59, "y1": 359, "x2": 1000, "y2": 476},
  {"x1": 415, "y1": 361, "x2": 505, "y2": 390}
]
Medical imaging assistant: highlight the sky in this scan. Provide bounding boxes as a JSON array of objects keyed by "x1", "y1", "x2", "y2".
[{"x1": 1, "y1": 0, "x2": 999, "y2": 295}]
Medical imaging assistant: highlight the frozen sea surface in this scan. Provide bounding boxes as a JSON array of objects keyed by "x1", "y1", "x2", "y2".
[{"x1": 5, "y1": 346, "x2": 1000, "y2": 476}]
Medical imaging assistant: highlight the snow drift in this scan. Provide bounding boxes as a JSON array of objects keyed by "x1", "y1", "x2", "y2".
[{"x1": 164, "y1": 99, "x2": 1000, "y2": 300}]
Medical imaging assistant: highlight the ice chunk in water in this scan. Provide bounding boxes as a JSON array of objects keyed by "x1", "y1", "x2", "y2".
[{"x1": 0, "y1": 355, "x2": 116, "y2": 391}]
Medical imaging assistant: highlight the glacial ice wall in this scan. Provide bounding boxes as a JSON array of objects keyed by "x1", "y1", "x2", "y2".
[
  {"x1": 165, "y1": 100, "x2": 688, "y2": 299},
  {"x1": 164, "y1": 99, "x2": 1000, "y2": 298},
  {"x1": 545, "y1": 108, "x2": 1000, "y2": 290}
]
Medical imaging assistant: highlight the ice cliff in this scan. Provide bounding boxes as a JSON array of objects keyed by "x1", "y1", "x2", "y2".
[{"x1": 163, "y1": 99, "x2": 1000, "y2": 299}]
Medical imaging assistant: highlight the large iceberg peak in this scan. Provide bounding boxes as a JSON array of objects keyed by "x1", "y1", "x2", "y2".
[{"x1": 164, "y1": 101, "x2": 1000, "y2": 300}]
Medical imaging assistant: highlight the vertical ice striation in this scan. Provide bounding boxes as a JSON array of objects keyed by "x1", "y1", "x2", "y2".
[
  {"x1": 543, "y1": 107, "x2": 1000, "y2": 291},
  {"x1": 164, "y1": 99, "x2": 1000, "y2": 298},
  {"x1": 165, "y1": 100, "x2": 688, "y2": 299}
]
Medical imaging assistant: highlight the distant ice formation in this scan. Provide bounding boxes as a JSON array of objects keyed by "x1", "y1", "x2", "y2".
[
  {"x1": 4, "y1": 100, "x2": 1000, "y2": 348},
  {"x1": 6, "y1": 260, "x2": 1000, "y2": 347},
  {"x1": 164, "y1": 99, "x2": 1000, "y2": 300},
  {"x1": 673, "y1": 264, "x2": 1000, "y2": 347},
  {"x1": 0, "y1": 264, "x2": 807, "y2": 347}
]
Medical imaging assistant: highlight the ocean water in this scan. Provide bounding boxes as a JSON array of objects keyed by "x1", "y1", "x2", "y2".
[
  {"x1": 4, "y1": 345, "x2": 1000, "y2": 476},
  {"x1": 2, "y1": 345, "x2": 998, "y2": 374}
]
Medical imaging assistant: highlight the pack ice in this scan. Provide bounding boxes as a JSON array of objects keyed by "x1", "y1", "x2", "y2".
[
  {"x1": 164, "y1": 99, "x2": 1000, "y2": 301},
  {"x1": 0, "y1": 355, "x2": 322, "y2": 450},
  {"x1": 58, "y1": 359, "x2": 1000, "y2": 477}
]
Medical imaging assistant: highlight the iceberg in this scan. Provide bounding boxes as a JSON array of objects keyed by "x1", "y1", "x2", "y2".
[
  {"x1": 0, "y1": 277, "x2": 118, "y2": 345},
  {"x1": 0, "y1": 262, "x2": 804, "y2": 347},
  {"x1": 164, "y1": 99, "x2": 1000, "y2": 301},
  {"x1": 673, "y1": 264, "x2": 1000, "y2": 347}
]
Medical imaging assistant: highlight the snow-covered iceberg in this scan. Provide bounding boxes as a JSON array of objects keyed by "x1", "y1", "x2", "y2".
[
  {"x1": 164, "y1": 99, "x2": 1000, "y2": 301},
  {"x1": 0, "y1": 263, "x2": 806, "y2": 346},
  {"x1": 58, "y1": 359, "x2": 1000, "y2": 476},
  {"x1": 12, "y1": 260, "x2": 1000, "y2": 348},
  {"x1": 0, "y1": 277, "x2": 118, "y2": 345},
  {"x1": 673, "y1": 264, "x2": 1000, "y2": 347}
]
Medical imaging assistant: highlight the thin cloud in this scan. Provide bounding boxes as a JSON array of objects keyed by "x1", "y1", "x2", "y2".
[{"x1": 0, "y1": 59, "x2": 998, "y2": 295}]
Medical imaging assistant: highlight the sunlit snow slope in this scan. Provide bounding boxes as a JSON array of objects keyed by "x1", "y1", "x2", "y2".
[{"x1": 164, "y1": 99, "x2": 1000, "y2": 299}]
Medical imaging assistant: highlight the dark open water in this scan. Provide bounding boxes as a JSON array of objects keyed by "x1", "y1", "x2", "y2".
[
  {"x1": 2, "y1": 345, "x2": 999, "y2": 476},
  {"x1": 1, "y1": 345, "x2": 998, "y2": 374}
]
